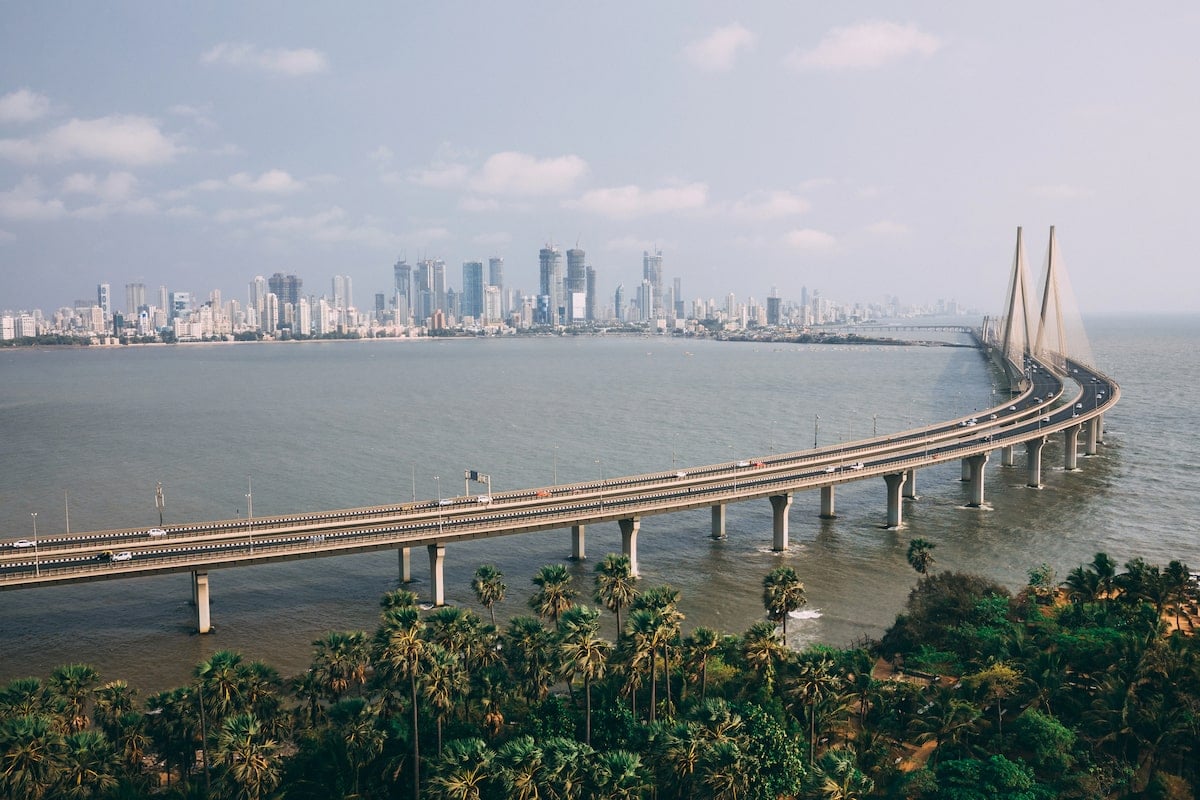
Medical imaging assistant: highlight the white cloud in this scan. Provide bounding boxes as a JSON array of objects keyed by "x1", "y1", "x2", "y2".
[
  {"x1": 573, "y1": 182, "x2": 708, "y2": 219},
  {"x1": 783, "y1": 228, "x2": 837, "y2": 251},
  {"x1": 683, "y1": 23, "x2": 755, "y2": 72},
  {"x1": 732, "y1": 190, "x2": 810, "y2": 220},
  {"x1": 471, "y1": 152, "x2": 588, "y2": 195},
  {"x1": 257, "y1": 206, "x2": 398, "y2": 248},
  {"x1": 0, "y1": 115, "x2": 180, "y2": 165},
  {"x1": 785, "y1": 21, "x2": 941, "y2": 71},
  {"x1": 0, "y1": 177, "x2": 65, "y2": 220},
  {"x1": 0, "y1": 89, "x2": 51, "y2": 124},
  {"x1": 202, "y1": 42, "x2": 329, "y2": 77},
  {"x1": 213, "y1": 204, "x2": 284, "y2": 224},
  {"x1": 62, "y1": 171, "x2": 138, "y2": 202},
  {"x1": 368, "y1": 145, "x2": 394, "y2": 166},
  {"x1": 410, "y1": 162, "x2": 470, "y2": 189},
  {"x1": 866, "y1": 220, "x2": 910, "y2": 236},
  {"x1": 229, "y1": 169, "x2": 304, "y2": 193},
  {"x1": 473, "y1": 231, "x2": 511, "y2": 247},
  {"x1": 169, "y1": 103, "x2": 216, "y2": 129},
  {"x1": 1032, "y1": 183, "x2": 1089, "y2": 199}
]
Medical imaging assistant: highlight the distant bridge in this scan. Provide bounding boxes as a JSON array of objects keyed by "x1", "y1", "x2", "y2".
[{"x1": 1, "y1": 227, "x2": 1117, "y2": 634}]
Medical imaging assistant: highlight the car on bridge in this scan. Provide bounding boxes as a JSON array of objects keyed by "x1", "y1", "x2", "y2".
[
  {"x1": 96, "y1": 551, "x2": 132, "y2": 562},
  {"x1": 146, "y1": 528, "x2": 166, "y2": 538},
  {"x1": 10, "y1": 539, "x2": 34, "y2": 548}
]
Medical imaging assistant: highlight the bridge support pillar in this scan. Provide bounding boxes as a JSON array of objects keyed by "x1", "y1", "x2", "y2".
[
  {"x1": 193, "y1": 571, "x2": 212, "y2": 634},
  {"x1": 619, "y1": 517, "x2": 641, "y2": 577},
  {"x1": 1096, "y1": 413, "x2": 1105, "y2": 444},
  {"x1": 398, "y1": 547, "x2": 412, "y2": 583},
  {"x1": 1026, "y1": 437, "x2": 1047, "y2": 488},
  {"x1": 884, "y1": 473, "x2": 907, "y2": 528},
  {"x1": 1063, "y1": 424, "x2": 1081, "y2": 471},
  {"x1": 1001, "y1": 445, "x2": 1015, "y2": 467},
  {"x1": 770, "y1": 493, "x2": 792, "y2": 551},
  {"x1": 427, "y1": 544, "x2": 446, "y2": 607},
  {"x1": 1085, "y1": 418, "x2": 1099, "y2": 455},
  {"x1": 903, "y1": 468, "x2": 918, "y2": 499},
  {"x1": 820, "y1": 485, "x2": 836, "y2": 519},
  {"x1": 961, "y1": 458, "x2": 972, "y2": 482},
  {"x1": 571, "y1": 525, "x2": 586, "y2": 560},
  {"x1": 711, "y1": 505, "x2": 726, "y2": 540},
  {"x1": 966, "y1": 453, "x2": 990, "y2": 507}
]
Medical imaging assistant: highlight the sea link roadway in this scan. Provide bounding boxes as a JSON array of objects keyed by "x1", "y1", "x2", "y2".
[{"x1": 0, "y1": 228, "x2": 1117, "y2": 633}]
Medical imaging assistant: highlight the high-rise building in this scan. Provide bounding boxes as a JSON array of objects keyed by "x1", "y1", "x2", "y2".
[
  {"x1": 268, "y1": 273, "x2": 303, "y2": 309},
  {"x1": 767, "y1": 296, "x2": 782, "y2": 326},
  {"x1": 673, "y1": 277, "x2": 684, "y2": 318},
  {"x1": 643, "y1": 250, "x2": 663, "y2": 317},
  {"x1": 637, "y1": 280, "x2": 654, "y2": 322},
  {"x1": 462, "y1": 261, "x2": 484, "y2": 320},
  {"x1": 483, "y1": 285, "x2": 502, "y2": 324},
  {"x1": 538, "y1": 245, "x2": 562, "y2": 324},
  {"x1": 586, "y1": 266, "x2": 597, "y2": 322},
  {"x1": 125, "y1": 283, "x2": 146, "y2": 316},
  {"x1": 96, "y1": 283, "x2": 111, "y2": 316},
  {"x1": 488, "y1": 257, "x2": 505, "y2": 314},
  {"x1": 393, "y1": 258, "x2": 411, "y2": 324},
  {"x1": 430, "y1": 260, "x2": 446, "y2": 314},
  {"x1": 565, "y1": 248, "x2": 586, "y2": 323},
  {"x1": 169, "y1": 291, "x2": 192, "y2": 320},
  {"x1": 614, "y1": 284, "x2": 625, "y2": 322},
  {"x1": 250, "y1": 276, "x2": 267, "y2": 317}
]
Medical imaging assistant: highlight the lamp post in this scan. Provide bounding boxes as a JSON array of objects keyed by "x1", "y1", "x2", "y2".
[
  {"x1": 814, "y1": 415, "x2": 820, "y2": 449},
  {"x1": 873, "y1": 414, "x2": 878, "y2": 438},
  {"x1": 64, "y1": 491, "x2": 70, "y2": 536},
  {"x1": 31, "y1": 512, "x2": 39, "y2": 577},
  {"x1": 246, "y1": 477, "x2": 253, "y2": 553},
  {"x1": 596, "y1": 459, "x2": 604, "y2": 509},
  {"x1": 553, "y1": 444, "x2": 558, "y2": 484},
  {"x1": 155, "y1": 481, "x2": 165, "y2": 527},
  {"x1": 769, "y1": 419, "x2": 777, "y2": 452},
  {"x1": 434, "y1": 475, "x2": 443, "y2": 534}
]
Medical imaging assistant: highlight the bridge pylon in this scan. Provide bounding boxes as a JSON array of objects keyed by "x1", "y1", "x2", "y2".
[
  {"x1": 1032, "y1": 226, "x2": 1095, "y2": 370},
  {"x1": 999, "y1": 226, "x2": 1036, "y2": 389}
]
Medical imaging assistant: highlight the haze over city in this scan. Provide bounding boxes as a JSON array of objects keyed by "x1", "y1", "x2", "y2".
[{"x1": 2, "y1": 3, "x2": 1198, "y2": 314}]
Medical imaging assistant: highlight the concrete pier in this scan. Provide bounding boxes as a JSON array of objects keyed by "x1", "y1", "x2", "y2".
[
  {"x1": 398, "y1": 546, "x2": 412, "y2": 583},
  {"x1": 770, "y1": 493, "x2": 793, "y2": 551},
  {"x1": 571, "y1": 524, "x2": 586, "y2": 560},
  {"x1": 1025, "y1": 437, "x2": 1047, "y2": 487},
  {"x1": 966, "y1": 453, "x2": 990, "y2": 507},
  {"x1": 819, "y1": 485, "x2": 836, "y2": 519},
  {"x1": 903, "y1": 468, "x2": 918, "y2": 499},
  {"x1": 711, "y1": 505, "x2": 726, "y2": 539},
  {"x1": 1063, "y1": 424, "x2": 1081, "y2": 470},
  {"x1": 1001, "y1": 444, "x2": 1015, "y2": 467},
  {"x1": 961, "y1": 458, "x2": 972, "y2": 482},
  {"x1": 619, "y1": 517, "x2": 641, "y2": 577},
  {"x1": 884, "y1": 473, "x2": 907, "y2": 528},
  {"x1": 1085, "y1": 418, "x2": 1099, "y2": 455},
  {"x1": 427, "y1": 543, "x2": 446, "y2": 607},
  {"x1": 1096, "y1": 413, "x2": 1105, "y2": 444},
  {"x1": 193, "y1": 571, "x2": 211, "y2": 634}
]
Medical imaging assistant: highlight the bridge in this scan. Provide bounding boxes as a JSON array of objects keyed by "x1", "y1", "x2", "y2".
[{"x1": 1, "y1": 227, "x2": 1118, "y2": 634}]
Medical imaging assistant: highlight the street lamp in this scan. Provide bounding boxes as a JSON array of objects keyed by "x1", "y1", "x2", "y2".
[
  {"x1": 873, "y1": 414, "x2": 878, "y2": 438},
  {"x1": 155, "y1": 481, "x2": 165, "y2": 527},
  {"x1": 814, "y1": 415, "x2": 820, "y2": 449},
  {"x1": 595, "y1": 459, "x2": 604, "y2": 509},
  {"x1": 434, "y1": 475, "x2": 443, "y2": 534},
  {"x1": 246, "y1": 477, "x2": 254, "y2": 553},
  {"x1": 31, "y1": 512, "x2": 39, "y2": 577},
  {"x1": 553, "y1": 444, "x2": 558, "y2": 484}
]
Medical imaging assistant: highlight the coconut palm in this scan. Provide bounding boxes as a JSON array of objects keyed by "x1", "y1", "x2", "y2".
[
  {"x1": 530, "y1": 563, "x2": 578, "y2": 625},
  {"x1": 372, "y1": 605, "x2": 428, "y2": 799},
  {"x1": 48, "y1": 663, "x2": 99, "y2": 734},
  {"x1": 810, "y1": 748, "x2": 874, "y2": 800},
  {"x1": 910, "y1": 687, "x2": 981, "y2": 764},
  {"x1": 906, "y1": 538, "x2": 937, "y2": 576},
  {"x1": 472, "y1": 564, "x2": 507, "y2": 627},
  {"x1": 762, "y1": 566, "x2": 807, "y2": 641},
  {"x1": 683, "y1": 627, "x2": 721, "y2": 702},
  {"x1": 595, "y1": 553, "x2": 639, "y2": 640},
  {"x1": 212, "y1": 712, "x2": 281, "y2": 800},
  {"x1": 557, "y1": 605, "x2": 612, "y2": 746}
]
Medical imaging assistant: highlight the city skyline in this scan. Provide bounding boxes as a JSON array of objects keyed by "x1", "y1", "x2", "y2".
[{"x1": 3, "y1": 5, "x2": 1199, "y2": 314}]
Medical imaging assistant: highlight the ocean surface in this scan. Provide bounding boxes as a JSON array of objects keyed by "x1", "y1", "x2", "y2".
[{"x1": 1, "y1": 314, "x2": 1197, "y2": 693}]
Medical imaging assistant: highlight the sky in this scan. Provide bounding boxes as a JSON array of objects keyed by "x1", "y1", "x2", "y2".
[{"x1": 1, "y1": 2, "x2": 1198, "y2": 316}]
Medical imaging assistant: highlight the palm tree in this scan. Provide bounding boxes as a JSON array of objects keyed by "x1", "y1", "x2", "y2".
[
  {"x1": 627, "y1": 608, "x2": 666, "y2": 723},
  {"x1": 504, "y1": 615, "x2": 558, "y2": 704},
  {"x1": 427, "y1": 737, "x2": 493, "y2": 800},
  {"x1": 634, "y1": 585, "x2": 685, "y2": 715},
  {"x1": 372, "y1": 605, "x2": 428, "y2": 799},
  {"x1": 422, "y1": 644, "x2": 469, "y2": 755},
  {"x1": 212, "y1": 712, "x2": 281, "y2": 800},
  {"x1": 762, "y1": 566, "x2": 807, "y2": 641},
  {"x1": 381, "y1": 587, "x2": 421, "y2": 610},
  {"x1": 906, "y1": 538, "x2": 936, "y2": 575},
  {"x1": 741, "y1": 621, "x2": 786, "y2": 694},
  {"x1": 92, "y1": 680, "x2": 136, "y2": 739},
  {"x1": 195, "y1": 649, "x2": 247, "y2": 721},
  {"x1": 591, "y1": 749, "x2": 650, "y2": 800},
  {"x1": 48, "y1": 663, "x2": 99, "y2": 734},
  {"x1": 595, "y1": 553, "x2": 638, "y2": 639},
  {"x1": 0, "y1": 677, "x2": 56, "y2": 718},
  {"x1": 326, "y1": 697, "x2": 386, "y2": 797},
  {"x1": 698, "y1": 739, "x2": 750, "y2": 800},
  {"x1": 557, "y1": 605, "x2": 612, "y2": 746},
  {"x1": 810, "y1": 748, "x2": 874, "y2": 800},
  {"x1": 494, "y1": 736, "x2": 545, "y2": 800},
  {"x1": 786, "y1": 653, "x2": 842, "y2": 765},
  {"x1": 472, "y1": 564, "x2": 507, "y2": 627},
  {"x1": 910, "y1": 687, "x2": 981, "y2": 764},
  {"x1": 530, "y1": 563, "x2": 578, "y2": 625},
  {"x1": 310, "y1": 630, "x2": 371, "y2": 702},
  {"x1": 683, "y1": 627, "x2": 721, "y2": 702},
  {"x1": 0, "y1": 712, "x2": 65, "y2": 800},
  {"x1": 57, "y1": 729, "x2": 119, "y2": 799}
]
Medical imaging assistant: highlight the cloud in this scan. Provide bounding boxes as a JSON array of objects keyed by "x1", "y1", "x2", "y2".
[
  {"x1": 783, "y1": 228, "x2": 837, "y2": 251},
  {"x1": 0, "y1": 115, "x2": 180, "y2": 165},
  {"x1": 229, "y1": 169, "x2": 305, "y2": 193},
  {"x1": 732, "y1": 190, "x2": 810, "y2": 220},
  {"x1": 604, "y1": 236, "x2": 663, "y2": 253},
  {"x1": 1032, "y1": 183, "x2": 1089, "y2": 199},
  {"x1": 785, "y1": 20, "x2": 941, "y2": 71},
  {"x1": 470, "y1": 152, "x2": 588, "y2": 195},
  {"x1": 411, "y1": 162, "x2": 470, "y2": 189},
  {"x1": 61, "y1": 171, "x2": 138, "y2": 202},
  {"x1": 866, "y1": 220, "x2": 910, "y2": 236},
  {"x1": 473, "y1": 231, "x2": 511, "y2": 247},
  {"x1": 213, "y1": 204, "x2": 284, "y2": 224},
  {"x1": 0, "y1": 89, "x2": 51, "y2": 124},
  {"x1": 169, "y1": 103, "x2": 217, "y2": 129},
  {"x1": 201, "y1": 42, "x2": 329, "y2": 77},
  {"x1": 683, "y1": 23, "x2": 755, "y2": 72},
  {"x1": 573, "y1": 182, "x2": 708, "y2": 219},
  {"x1": 0, "y1": 177, "x2": 65, "y2": 220},
  {"x1": 368, "y1": 145, "x2": 394, "y2": 166},
  {"x1": 257, "y1": 206, "x2": 398, "y2": 248}
]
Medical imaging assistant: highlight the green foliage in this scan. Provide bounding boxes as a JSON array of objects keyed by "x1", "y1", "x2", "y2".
[{"x1": 524, "y1": 695, "x2": 577, "y2": 740}]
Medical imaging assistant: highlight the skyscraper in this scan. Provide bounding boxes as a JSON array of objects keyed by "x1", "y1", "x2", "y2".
[
  {"x1": 614, "y1": 284, "x2": 625, "y2": 322},
  {"x1": 393, "y1": 258, "x2": 411, "y2": 324},
  {"x1": 125, "y1": 283, "x2": 145, "y2": 316},
  {"x1": 673, "y1": 277, "x2": 684, "y2": 318},
  {"x1": 586, "y1": 266, "x2": 597, "y2": 322},
  {"x1": 637, "y1": 280, "x2": 654, "y2": 322},
  {"x1": 539, "y1": 245, "x2": 563, "y2": 324},
  {"x1": 488, "y1": 257, "x2": 504, "y2": 313},
  {"x1": 565, "y1": 248, "x2": 586, "y2": 324},
  {"x1": 96, "y1": 283, "x2": 111, "y2": 316},
  {"x1": 268, "y1": 273, "x2": 303, "y2": 309},
  {"x1": 462, "y1": 261, "x2": 484, "y2": 320},
  {"x1": 643, "y1": 249, "x2": 663, "y2": 317}
]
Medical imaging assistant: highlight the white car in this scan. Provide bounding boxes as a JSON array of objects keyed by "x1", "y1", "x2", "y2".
[
  {"x1": 735, "y1": 460, "x2": 750, "y2": 467},
  {"x1": 146, "y1": 528, "x2": 166, "y2": 538},
  {"x1": 438, "y1": 498, "x2": 454, "y2": 506},
  {"x1": 477, "y1": 495, "x2": 493, "y2": 504},
  {"x1": 824, "y1": 466, "x2": 836, "y2": 473},
  {"x1": 11, "y1": 539, "x2": 34, "y2": 548},
  {"x1": 112, "y1": 551, "x2": 132, "y2": 562},
  {"x1": 850, "y1": 462, "x2": 865, "y2": 470}
]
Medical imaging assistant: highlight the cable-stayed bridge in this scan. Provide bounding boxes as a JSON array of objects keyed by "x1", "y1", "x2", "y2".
[{"x1": 1, "y1": 228, "x2": 1118, "y2": 633}]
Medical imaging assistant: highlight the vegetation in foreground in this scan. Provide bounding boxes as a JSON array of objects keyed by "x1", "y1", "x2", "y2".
[{"x1": 1, "y1": 552, "x2": 1197, "y2": 799}]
